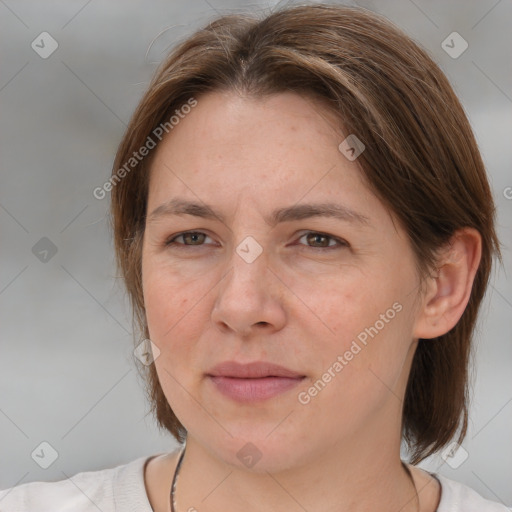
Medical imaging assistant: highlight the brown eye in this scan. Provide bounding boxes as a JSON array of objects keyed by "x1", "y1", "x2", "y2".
[
  {"x1": 166, "y1": 231, "x2": 211, "y2": 246},
  {"x1": 298, "y1": 232, "x2": 348, "y2": 250}
]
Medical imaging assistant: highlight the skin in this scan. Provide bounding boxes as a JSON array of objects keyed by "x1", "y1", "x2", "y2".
[{"x1": 140, "y1": 91, "x2": 481, "y2": 512}]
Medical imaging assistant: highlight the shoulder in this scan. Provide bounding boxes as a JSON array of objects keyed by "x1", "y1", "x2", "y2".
[
  {"x1": 434, "y1": 473, "x2": 511, "y2": 512},
  {"x1": 0, "y1": 454, "x2": 157, "y2": 512}
]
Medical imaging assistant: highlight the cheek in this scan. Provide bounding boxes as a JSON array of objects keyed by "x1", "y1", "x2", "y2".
[
  {"x1": 142, "y1": 268, "x2": 216, "y2": 432},
  {"x1": 302, "y1": 277, "x2": 415, "y2": 391},
  {"x1": 301, "y1": 280, "x2": 383, "y2": 351},
  {"x1": 143, "y1": 268, "x2": 206, "y2": 412},
  {"x1": 142, "y1": 264, "x2": 208, "y2": 358}
]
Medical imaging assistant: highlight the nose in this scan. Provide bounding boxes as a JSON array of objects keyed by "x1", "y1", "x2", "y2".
[{"x1": 211, "y1": 244, "x2": 287, "y2": 338}]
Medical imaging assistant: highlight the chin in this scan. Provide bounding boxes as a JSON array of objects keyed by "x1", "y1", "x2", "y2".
[{"x1": 201, "y1": 430, "x2": 311, "y2": 474}]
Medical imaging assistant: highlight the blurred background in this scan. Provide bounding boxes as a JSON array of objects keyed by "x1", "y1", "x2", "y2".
[{"x1": 1, "y1": 0, "x2": 511, "y2": 505}]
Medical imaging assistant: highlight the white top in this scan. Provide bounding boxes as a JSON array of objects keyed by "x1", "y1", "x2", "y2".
[{"x1": 0, "y1": 453, "x2": 510, "y2": 512}]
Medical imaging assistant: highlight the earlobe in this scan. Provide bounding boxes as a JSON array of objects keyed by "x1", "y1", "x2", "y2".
[{"x1": 413, "y1": 228, "x2": 482, "y2": 339}]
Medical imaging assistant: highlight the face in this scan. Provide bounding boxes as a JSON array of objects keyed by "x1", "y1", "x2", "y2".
[{"x1": 141, "y1": 91, "x2": 425, "y2": 472}]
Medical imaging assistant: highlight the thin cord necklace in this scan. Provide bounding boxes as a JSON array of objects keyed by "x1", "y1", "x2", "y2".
[
  {"x1": 169, "y1": 445, "x2": 420, "y2": 512},
  {"x1": 170, "y1": 443, "x2": 186, "y2": 512}
]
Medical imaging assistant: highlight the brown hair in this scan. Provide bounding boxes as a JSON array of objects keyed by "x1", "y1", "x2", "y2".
[{"x1": 110, "y1": 3, "x2": 501, "y2": 463}]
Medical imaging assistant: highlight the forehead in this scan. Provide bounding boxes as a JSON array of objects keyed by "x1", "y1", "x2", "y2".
[{"x1": 147, "y1": 91, "x2": 376, "y2": 212}]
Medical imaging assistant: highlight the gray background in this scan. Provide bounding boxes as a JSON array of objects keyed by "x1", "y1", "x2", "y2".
[{"x1": 1, "y1": 0, "x2": 511, "y2": 506}]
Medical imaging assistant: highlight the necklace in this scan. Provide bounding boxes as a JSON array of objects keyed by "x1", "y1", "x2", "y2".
[
  {"x1": 170, "y1": 444, "x2": 186, "y2": 512},
  {"x1": 169, "y1": 445, "x2": 420, "y2": 512}
]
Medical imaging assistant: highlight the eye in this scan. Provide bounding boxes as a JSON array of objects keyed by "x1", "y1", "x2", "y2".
[
  {"x1": 165, "y1": 231, "x2": 213, "y2": 247},
  {"x1": 296, "y1": 231, "x2": 349, "y2": 250},
  {"x1": 164, "y1": 230, "x2": 348, "y2": 250}
]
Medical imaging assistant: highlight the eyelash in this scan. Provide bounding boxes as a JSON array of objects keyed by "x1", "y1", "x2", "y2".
[{"x1": 164, "y1": 231, "x2": 349, "y2": 251}]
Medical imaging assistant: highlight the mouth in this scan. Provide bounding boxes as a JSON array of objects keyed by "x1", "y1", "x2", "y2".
[{"x1": 206, "y1": 361, "x2": 306, "y2": 402}]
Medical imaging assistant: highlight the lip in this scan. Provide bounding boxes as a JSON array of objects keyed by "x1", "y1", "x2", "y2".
[
  {"x1": 206, "y1": 361, "x2": 306, "y2": 403},
  {"x1": 207, "y1": 361, "x2": 304, "y2": 379}
]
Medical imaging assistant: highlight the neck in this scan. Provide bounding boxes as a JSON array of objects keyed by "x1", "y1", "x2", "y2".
[{"x1": 173, "y1": 432, "x2": 419, "y2": 512}]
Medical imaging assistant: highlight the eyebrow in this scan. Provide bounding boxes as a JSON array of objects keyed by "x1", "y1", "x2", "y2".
[{"x1": 147, "y1": 198, "x2": 370, "y2": 227}]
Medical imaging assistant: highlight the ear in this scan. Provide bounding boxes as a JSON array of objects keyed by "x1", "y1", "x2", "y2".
[{"x1": 413, "y1": 227, "x2": 482, "y2": 339}]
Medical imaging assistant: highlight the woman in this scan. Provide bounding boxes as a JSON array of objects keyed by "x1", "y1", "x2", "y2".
[{"x1": 0, "y1": 4, "x2": 508, "y2": 511}]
